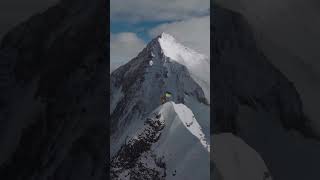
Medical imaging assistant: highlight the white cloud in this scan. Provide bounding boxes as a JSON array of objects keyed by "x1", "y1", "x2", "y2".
[
  {"x1": 149, "y1": 16, "x2": 210, "y2": 57},
  {"x1": 110, "y1": 0, "x2": 209, "y2": 22},
  {"x1": 110, "y1": 32, "x2": 146, "y2": 71}
]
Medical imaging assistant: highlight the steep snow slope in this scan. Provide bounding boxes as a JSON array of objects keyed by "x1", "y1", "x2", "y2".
[
  {"x1": 172, "y1": 103, "x2": 210, "y2": 152},
  {"x1": 158, "y1": 33, "x2": 210, "y2": 102},
  {"x1": 110, "y1": 33, "x2": 210, "y2": 156},
  {"x1": 212, "y1": 133, "x2": 272, "y2": 180},
  {"x1": 236, "y1": 104, "x2": 320, "y2": 180},
  {"x1": 111, "y1": 102, "x2": 210, "y2": 180},
  {"x1": 110, "y1": 33, "x2": 210, "y2": 179}
]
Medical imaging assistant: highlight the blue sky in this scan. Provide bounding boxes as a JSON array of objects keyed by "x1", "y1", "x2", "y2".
[
  {"x1": 110, "y1": 0, "x2": 210, "y2": 71},
  {"x1": 111, "y1": 20, "x2": 172, "y2": 42}
]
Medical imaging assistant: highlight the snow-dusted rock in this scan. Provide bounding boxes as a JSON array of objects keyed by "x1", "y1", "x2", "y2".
[
  {"x1": 110, "y1": 33, "x2": 210, "y2": 156},
  {"x1": 111, "y1": 102, "x2": 210, "y2": 180},
  {"x1": 110, "y1": 33, "x2": 210, "y2": 179}
]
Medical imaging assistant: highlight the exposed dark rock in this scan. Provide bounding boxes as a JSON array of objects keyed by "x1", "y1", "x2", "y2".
[
  {"x1": 212, "y1": 4, "x2": 320, "y2": 180},
  {"x1": 212, "y1": 4, "x2": 312, "y2": 136},
  {"x1": 110, "y1": 36, "x2": 207, "y2": 136},
  {"x1": 111, "y1": 114, "x2": 166, "y2": 179},
  {"x1": 0, "y1": 0, "x2": 108, "y2": 179}
]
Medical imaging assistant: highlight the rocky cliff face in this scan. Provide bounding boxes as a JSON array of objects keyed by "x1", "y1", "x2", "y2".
[
  {"x1": 212, "y1": 5, "x2": 309, "y2": 135},
  {"x1": 110, "y1": 33, "x2": 210, "y2": 155},
  {"x1": 0, "y1": 0, "x2": 108, "y2": 179},
  {"x1": 111, "y1": 109, "x2": 166, "y2": 180},
  {"x1": 215, "y1": 0, "x2": 320, "y2": 136},
  {"x1": 110, "y1": 33, "x2": 210, "y2": 179},
  {"x1": 212, "y1": 5, "x2": 320, "y2": 180},
  {"x1": 111, "y1": 102, "x2": 210, "y2": 180}
]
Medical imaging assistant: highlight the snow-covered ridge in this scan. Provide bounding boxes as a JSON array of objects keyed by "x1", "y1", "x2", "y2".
[
  {"x1": 111, "y1": 101, "x2": 210, "y2": 179},
  {"x1": 171, "y1": 103, "x2": 210, "y2": 152},
  {"x1": 158, "y1": 32, "x2": 210, "y2": 102},
  {"x1": 110, "y1": 32, "x2": 210, "y2": 179}
]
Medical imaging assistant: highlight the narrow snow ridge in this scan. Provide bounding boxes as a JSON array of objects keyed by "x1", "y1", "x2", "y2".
[{"x1": 171, "y1": 102, "x2": 210, "y2": 152}]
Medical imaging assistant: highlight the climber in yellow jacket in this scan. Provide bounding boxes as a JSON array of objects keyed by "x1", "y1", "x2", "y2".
[{"x1": 160, "y1": 91, "x2": 172, "y2": 104}]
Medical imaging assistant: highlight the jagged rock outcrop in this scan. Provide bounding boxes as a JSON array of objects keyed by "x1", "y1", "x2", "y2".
[
  {"x1": 0, "y1": 0, "x2": 108, "y2": 179},
  {"x1": 111, "y1": 112, "x2": 166, "y2": 180},
  {"x1": 111, "y1": 102, "x2": 210, "y2": 180}
]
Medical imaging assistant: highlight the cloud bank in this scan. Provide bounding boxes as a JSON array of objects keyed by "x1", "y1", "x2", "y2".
[
  {"x1": 110, "y1": 0, "x2": 210, "y2": 71},
  {"x1": 110, "y1": 0, "x2": 209, "y2": 22},
  {"x1": 149, "y1": 16, "x2": 210, "y2": 57},
  {"x1": 110, "y1": 32, "x2": 146, "y2": 71}
]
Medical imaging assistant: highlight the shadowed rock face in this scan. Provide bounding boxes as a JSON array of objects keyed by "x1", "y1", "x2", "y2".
[
  {"x1": 0, "y1": 0, "x2": 108, "y2": 179},
  {"x1": 212, "y1": 5, "x2": 320, "y2": 180},
  {"x1": 215, "y1": 0, "x2": 320, "y2": 136},
  {"x1": 111, "y1": 113, "x2": 166, "y2": 180},
  {"x1": 110, "y1": 35, "x2": 208, "y2": 137},
  {"x1": 212, "y1": 5, "x2": 310, "y2": 136}
]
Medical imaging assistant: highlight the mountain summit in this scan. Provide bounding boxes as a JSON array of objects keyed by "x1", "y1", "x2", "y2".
[
  {"x1": 111, "y1": 33, "x2": 210, "y2": 138},
  {"x1": 110, "y1": 34, "x2": 210, "y2": 179},
  {"x1": 157, "y1": 33, "x2": 210, "y2": 101}
]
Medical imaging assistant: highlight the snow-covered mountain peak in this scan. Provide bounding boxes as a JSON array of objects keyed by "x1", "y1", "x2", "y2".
[
  {"x1": 157, "y1": 32, "x2": 208, "y2": 65},
  {"x1": 148, "y1": 33, "x2": 211, "y2": 102},
  {"x1": 159, "y1": 32, "x2": 176, "y2": 42},
  {"x1": 112, "y1": 32, "x2": 210, "y2": 103},
  {"x1": 110, "y1": 33, "x2": 210, "y2": 179}
]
